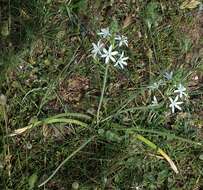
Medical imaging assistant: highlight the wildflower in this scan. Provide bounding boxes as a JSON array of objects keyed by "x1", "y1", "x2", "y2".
[
  {"x1": 164, "y1": 71, "x2": 173, "y2": 80},
  {"x1": 115, "y1": 35, "x2": 128, "y2": 47},
  {"x1": 91, "y1": 40, "x2": 104, "y2": 59},
  {"x1": 152, "y1": 96, "x2": 158, "y2": 105},
  {"x1": 169, "y1": 96, "x2": 183, "y2": 113},
  {"x1": 149, "y1": 80, "x2": 164, "y2": 90},
  {"x1": 97, "y1": 27, "x2": 111, "y2": 38},
  {"x1": 101, "y1": 45, "x2": 118, "y2": 64},
  {"x1": 150, "y1": 82, "x2": 159, "y2": 90},
  {"x1": 114, "y1": 52, "x2": 128, "y2": 69},
  {"x1": 174, "y1": 84, "x2": 187, "y2": 98}
]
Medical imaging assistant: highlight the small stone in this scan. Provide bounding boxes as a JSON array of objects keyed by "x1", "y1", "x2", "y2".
[
  {"x1": 72, "y1": 181, "x2": 79, "y2": 190},
  {"x1": 26, "y1": 142, "x2": 32, "y2": 150},
  {"x1": 199, "y1": 154, "x2": 203, "y2": 160}
]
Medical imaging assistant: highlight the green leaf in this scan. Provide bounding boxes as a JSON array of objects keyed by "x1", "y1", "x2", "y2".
[
  {"x1": 1, "y1": 21, "x2": 10, "y2": 37},
  {"x1": 28, "y1": 173, "x2": 38, "y2": 189},
  {"x1": 71, "y1": 0, "x2": 87, "y2": 12},
  {"x1": 144, "y1": 2, "x2": 161, "y2": 28},
  {"x1": 105, "y1": 130, "x2": 121, "y2": 142}
]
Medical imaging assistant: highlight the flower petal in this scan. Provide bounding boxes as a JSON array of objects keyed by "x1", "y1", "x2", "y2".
[{"x1": 175, "y1": 105, "x2": 182, "y2": 111}]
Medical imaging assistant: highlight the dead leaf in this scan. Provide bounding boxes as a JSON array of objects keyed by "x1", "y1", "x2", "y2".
[
  {"x1": 42, "y1": 124, "x2": 74, "y2": 141},
  {"x1": 42, "y1": 124, "x2": 53, "y2": 138},
  {"x1": 158, "y1": 148, "x2": 179, "y2": 174},
  {"x1": 180, "y1": 0, "x2": 201, "y2": 9},
  {"x1": 59, "y1": 75, "x2": 89, "y2": 103},
  {"x1": 123, "y1": 15, "x2": 133, "y2": 29},
  {"x1": 9, "y1": 125, "x2": 33, "y2": 137},
  {"x1": 188, "y1": 71, "x2": 203, "y2": 90},
  {"x1": 20, "y1": 9, "x2": 30, "y2": 19},
  {"x1": 147, "y1": 48, "x2": 153, "y2": 60}
]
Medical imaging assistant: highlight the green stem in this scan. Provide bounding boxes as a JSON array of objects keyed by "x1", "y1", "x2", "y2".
[{"x1": 97, "y1": 64, "x2": 109, "y2": 124}]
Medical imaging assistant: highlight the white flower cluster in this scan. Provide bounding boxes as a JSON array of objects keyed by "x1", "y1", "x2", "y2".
[
  {"x1": 91, "y1": 27, "x2": 129, "y2": 69},
  {"x1": 151, "y1": 72, "x2": 188, "y2": 114},
  {"x1": 169, "y1": 83, "x2": 187, "y2": 113}
]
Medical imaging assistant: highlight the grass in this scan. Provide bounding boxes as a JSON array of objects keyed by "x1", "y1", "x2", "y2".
[{"x1": 1, "y1": 0, "x2": 203, "y2": 189}]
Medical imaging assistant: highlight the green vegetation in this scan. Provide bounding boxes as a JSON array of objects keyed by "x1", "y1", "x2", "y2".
[{"x1": 0, "y1": 0, "x2": 203, "y2": 189}]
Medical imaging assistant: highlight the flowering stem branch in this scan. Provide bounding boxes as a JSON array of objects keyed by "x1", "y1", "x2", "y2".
[{"x1": 97, "y1": 64, "x2": 109, "y2": 124}]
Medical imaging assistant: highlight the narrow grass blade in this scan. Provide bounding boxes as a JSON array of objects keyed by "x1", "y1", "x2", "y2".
[
  {"x1": 8, "y1": 121, "x2": 42, "y2": 137},
  {"x1": 136, "y1": 134, "x2": 179, "y2": 174},
  {"x1": 51, "y1": 113, "x2": 91, "y2": 120},
  {"x1": 9, "y1": 113, "x2": 89, "y2": 137},
  {"x1": 113, "y1": 125, "x2": 203, "y2": 146},
  {"x1": 38, "y1": 136, "x2": 94, "y2": 187},
  {"x1": 97, "y1": 64, "x2": 109, "y2": 124},
  {"x1": 44, "y1": 118, "x2": 88, "y2": 127}
]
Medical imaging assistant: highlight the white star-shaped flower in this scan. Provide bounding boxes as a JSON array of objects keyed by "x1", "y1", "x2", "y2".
[
  {"x1": 101, "y1": 45, "x2": 118, "y2": 64},
  {"x1": 91, "y1": 40, "x2": 104, "y2": 59},
  {"x1": 148, "y1": 80, "x2": 164, "y2": 90},
  {"x1": 152, "y1": 96, "x2": 158, "y2": 105},
  {"x1": 115, "y1": 35, "x2": 128, "y2": 47},
  {"x1": 164, "y1": 71, "x2": 173, "y2": 80},
  {"x1": 169, "y1": 96, "x2": 183, "y2": 113},
  {"x1": 114, "y1": 52, "x2": 128, "y2": 69},
  {"x1": 174, "y1": 84, "x2": 187, "y2": 98},
  {"x1": 150, "y1": 82, "x2": 159, "y2": 90},
  {"x1": 97, "y1": 27, "x2": 111, "y2": 38}
]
